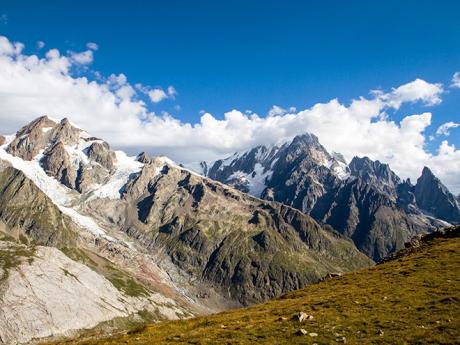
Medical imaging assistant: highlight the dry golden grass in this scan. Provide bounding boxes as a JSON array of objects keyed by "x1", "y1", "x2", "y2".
[{"x1": 44, "y1": 232, "x2": 460, "y2": 345}]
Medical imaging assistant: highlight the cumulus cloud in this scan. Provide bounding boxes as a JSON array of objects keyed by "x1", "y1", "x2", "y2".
[
  {"x1": 69, "y1": 50, "x2": 93, "y2": 65},
  {"x1": 372, "y1": 78, "x2": 443, "y2": 109},
  {"x1": 147, "y1": 86, "x2": 176, "y2": 103},
  {"x1": 0, "y1": 35, "x2": 459, "y2": 193},
  {"x1": 148, "y1": 88, "x2": 168, "y2": 103},
  {"x1": 267, "y1": 105, "x2": 287, "y2": 117},
  {"x1": 452, "y1": 72, "x2": 460, "y2": 88},
  {"x1": 436, "y1": 122, "x2": 460, "y2": 136}
]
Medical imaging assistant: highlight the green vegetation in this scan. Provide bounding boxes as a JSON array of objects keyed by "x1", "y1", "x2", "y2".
[
  {"x1": 0, "y1": 243, "x2": 36, "y2": 282},
  {"x1": 45, "y1": 228, "x2": 460, "y2": 345},
  {"x1": 62, "y1": 247, "x2": 148, "y2": 297}
]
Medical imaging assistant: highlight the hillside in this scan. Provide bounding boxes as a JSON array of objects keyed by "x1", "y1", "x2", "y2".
[{"x1": 48, "y1": 226, "x2": 460, "y2": 345}]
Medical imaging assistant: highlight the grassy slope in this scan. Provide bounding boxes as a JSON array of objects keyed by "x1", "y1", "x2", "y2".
[{"x1": 45, "y1": 229, "x2": 460, "y2": 345}]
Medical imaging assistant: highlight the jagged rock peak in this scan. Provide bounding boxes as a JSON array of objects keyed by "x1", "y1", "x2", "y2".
[
  {"x1": 49, "y1": 117, "x2": 82, "y2": 146},
  {"x1": 349, "y1": 156, "x2": 401, "y2": 189},
  {"x1": 291, "y1": 132, "x2": 321, "y2": 146},
  {"x1": 6, "y1": 116, "x2": 84, "y2": 160},
  {"x1": 136, "y1": 151, "x2": 154, "y2": 164},
  {"x1": 420, "y1": 166, "x2": 435, "y2": 178},
  {"x1": 15, "y1": 115, "x2": 57, "y2": 137},
  {"x1": 414, "y1": 166, "x2": 460, "y2": 224},
  {"x1": 416, "y1": 166, "x2": 447, "y2": 193}
]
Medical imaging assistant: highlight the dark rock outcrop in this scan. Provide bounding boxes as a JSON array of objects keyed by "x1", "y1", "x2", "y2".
[
  {"x1": 414, "y1": 167, "x2": 460, "y2": 224},
  {"x1": 41, "y1": 142, "x2": 76, "y2": 189},
  {"x1": 349, "y1": 156, "x2": 401, "y2": 198},
  {"x1": 87, "y1": 141, "x2": 117, "y2": 171}
]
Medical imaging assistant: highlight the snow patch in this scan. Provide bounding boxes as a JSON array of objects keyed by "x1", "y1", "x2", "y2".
[
  {"x1": 330, "y1": 160, "x2": 350, "y2": 180},
  {"x1": 0, "y1": 135, "x2": 111, "y2": 239},
  {"x1": 88, "y1": 151, "x2": 144, "y2": 200},
  {"x1": 228, "y1": 163, "x2": 272, "y2": 197}
]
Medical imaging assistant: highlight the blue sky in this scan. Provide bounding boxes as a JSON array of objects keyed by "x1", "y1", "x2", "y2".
[
  {"x1": 2, "y1": 1, "x2": 459, "y2": 119},
  {"x1": 0, "y1": 0, "x2": 459, "y2": 191}
]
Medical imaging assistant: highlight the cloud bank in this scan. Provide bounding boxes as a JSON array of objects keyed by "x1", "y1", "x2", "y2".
[{"x1": 0, "y1": 36, "x2": 459, "y2": 193}]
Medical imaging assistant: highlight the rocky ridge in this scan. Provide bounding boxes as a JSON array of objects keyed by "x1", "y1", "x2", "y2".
[{"x1": 194, "y1": 134, "x2": 458, "y2": 261}]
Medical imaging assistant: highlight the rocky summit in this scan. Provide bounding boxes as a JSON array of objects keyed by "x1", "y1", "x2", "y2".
[
  {"x1": 195, "y1": 134, "x2": 458, "y2": 261},
  {"x1": 0, "y1": 117, "x2": 373, "y2": 344}
]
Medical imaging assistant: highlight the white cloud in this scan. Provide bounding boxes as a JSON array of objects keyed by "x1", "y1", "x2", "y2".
[
  {"x1": 267, "y1": 106, "x2": 297, "y2": 117},
  {"x1": 37, "y1": 41, "x2": 45, "y2": 49},
  {"x1": 436, "y1": 121, "x2": 460, "y2": 136},
  {"x1": 0, "y1": 36, "x2": 24, "y2": 55},
  {"x1": 452, "y1": 72, "x2": 460, "y2": 88},
  {"x1": 373, "y1": 78, "x2": 443, "y2": 109},
  {"x1": 0, "y1": 35, "x2": 459, "y2": 193},
  {"x1": 86, "y1": 42, "x2": 98, "y2": 51},
  {"x1": 147, "y1": 86, "x2": 176, "y2": 103},
  {"x1": 267, "y1": 105, "x2": 287, "y2": 117},
  {"x1": 69, "y1": 50, "x2": 93, "y2": 65},
  {"x1": 148, "y1": 88, "x2": 168, "y2": 103}
]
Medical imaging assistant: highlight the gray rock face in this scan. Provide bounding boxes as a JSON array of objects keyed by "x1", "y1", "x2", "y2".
[
  {"x1": 310, "y1": 177, "x2": 439, "y2": 261},
  {"x1": 414, "y1": 167, "x2": 460, "y2": 224},
  {"x1": 0, "y1": 241, "x2": 187, "y2": 345},
  {"x1": 197, "y1": 133, "x2": 452, "y2": 261},
  {"x1": 136, "y1": 152, "x2": 154, "y2": 164},
  {"x1": 87, "y1": 141, "x2": 117, "y2": 171},
  {"x1": 349, "y1": 156, "x2": 401, "y2": 198},
  {"x1": 0, "y1": 136, "x2": 5, "y2": 146},
  {"x1": 48, "y1": 117, "x2": 82, "y2": 146},
  {"x1": 41, "y1": 141, "x2": 77, "y2": 189},
  {"x1": 6, "y1": 116, "x2": 58, "y2": 160},
  {"x1": 76, "y1": 161, "x2": 111, "y2": 193}
]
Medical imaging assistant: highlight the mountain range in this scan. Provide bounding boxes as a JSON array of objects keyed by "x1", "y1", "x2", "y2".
[
  {"x1": 0, "y1": 116, "x2": 458, "y2": 344},
  {"x1": 0, "y1": 116, "x2": 371, "y2": 344},
  {"x1": 192, "y1": 133, "x2": 459, "y2": 261}
]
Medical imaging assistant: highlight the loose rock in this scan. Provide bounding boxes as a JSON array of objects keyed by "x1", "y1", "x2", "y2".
[
  {"x1": 296, "y1": 312, "x2": 314, "y2": 322},
  {"x1": 296, "y1": 328, "x2": 308, "y2": 336}
]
